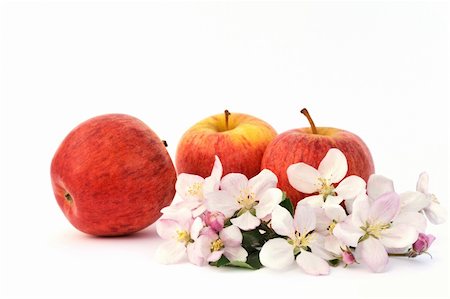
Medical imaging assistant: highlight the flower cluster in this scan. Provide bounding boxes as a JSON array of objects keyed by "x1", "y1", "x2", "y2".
[{"x1": 155, "y1": 149, "x2": 446, "y2": 275}]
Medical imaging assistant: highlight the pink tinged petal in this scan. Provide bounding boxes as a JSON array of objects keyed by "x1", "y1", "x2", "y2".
[
  {"x1": 367, "y1": 174, "x2": 395, "y2": 200},
  {"x1": 230, "y1": 211, "x2": 261, "y2": 231},
  {"x1": 333, "y1": 218, "x2": 363, "y2": 247},
  {"x1": 400, "y1": 191, "x2": 430, "y2": 212},
  {"x1": 324, "y1": 195, "x2": 343, "y2": 206},
  {"x1": 368, "y1": 192, "x2": 400, "y2": 224},
  {"x1": 192, "y1": 205, "x2": 207, "y2": 218},
  {"x1": 156, "y1": 219, "x2": 181, "y2": 240},
  {"x1": 294, "y1": 204, "x2": 316, "y2": 235},
  {"x1": 223, "y1": 246, "x2": 248, "y2": 262},
  {"x1": 190, "y1": 235, "x2": 214, "y2": 265},
  {"x1": 248, "y1": 169, "x2": 278, "y2": 198},
  {"x1": 255, "y1": 188, "x2": 283, "y2": 219},
  {"x1": 190, "y1": 217, "x2": 204, "y2": 240},
  {"x1": 351, "y1": 193, "x2": 370, "y2": 227},
  {"x1": 296, "y1": 250, "x2": 330, "y2": 275},
  {"x1": 287, "y1": 163, "x2": 321, "y2": 194},
  {"x1": 416, "y1": 172, "x2": 429, "y2": 194},
  {"x1": 155, "y1": 240, "x2": 187, "y2": 264},
  {"x1": 219, "y1": 225, "x2": 243, "y2": 247},
  {"x1": 394, "y1": 211, "x2": 427, "y2": 233},
  {"x1": 160, "y1": 207, "x2": 193, "y2": 229},
  {"x1": 220, "y1": 173, "x2": 249, "y2": 198},
  {"x1": 313, "y1": 207, "x2": 330, "y2": 232},
  {"x1": 298, "y1": 195, "x2": 324, "y2": 208},
  {"x1": 424, "y1": 202, "x2": 447, "y2": 224},
  {"x1": 380, "y1": 224, "x2": 418, "y2": 248},
  {"x1": 204, "y1": 191, "x2": 240, "y2": 218},
  {"x1": 210, "y1": 155, "x2": 223, "y2": 181},
  {"x1": 260, "y1": 238, "x2": 295, "y2": 270},
  {"x1": 271, "y1": 205, "x2": 295, "y2": 237},
  {"x1": 335, "y1": 175, "x2": 366, "y2": 199},
  {"x1": 356, "y1": 237, "x2": 388, "y2": 273},
  {"x1": 323, "y1": 235, "x2": 344, "y2": 256},
  {"x1": 207, "y1": 250, "x2": 224, "y2": 262},
  {"x1": 187, "y1": 242, "x2": 207, "y2": 266},
  {"x1": 318, "y1": 148, "x2": 348, "y2": 184},
  {"x1": 324, "y1": 204, "x2": 347, "y2": 222},
  {"x1": 309, "y1": 234, "x2": 336, "y2": 260},
  {"x1": 175, "y1": 174, "x2": 205, "y2": 201},
  {"x1": 203, "y1": 176, "x2": 220, "y2": 195}
]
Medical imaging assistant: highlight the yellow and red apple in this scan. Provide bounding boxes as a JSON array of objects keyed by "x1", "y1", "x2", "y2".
[
  {"x1": 261, "y1": 109, "x2": 374, "y2": 206},
  {"x1": 51, "y1": 114, "x2": 176, "y2": 236},
  {"x1": 176, "y1": 110, "x2": 277, "y2": 178}
]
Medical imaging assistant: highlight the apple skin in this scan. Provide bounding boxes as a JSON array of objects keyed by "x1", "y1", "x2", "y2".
[
  {"x1": 51, "y1": 114, "x2": 176, "y2": 236},
  {"x1": 176, "y1": 112, "x2": 277, "y2": 178},
  {"x1": 261, "y1": 127, "x2": 374, "y2": 206}
]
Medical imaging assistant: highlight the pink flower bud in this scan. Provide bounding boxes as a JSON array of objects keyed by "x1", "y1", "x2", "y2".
[
  {"x1": 203, "y1": 211, "x2": 225, "y2": 232},
  {"x1": 412, "y1": 233, "x2": 436, "y2": 254},
  {"x1": 342, "y1": 249, "x2": 356, "y2": 265}
]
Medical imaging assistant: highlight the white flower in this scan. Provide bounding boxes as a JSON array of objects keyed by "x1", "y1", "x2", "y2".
[
  {"x1": 205, "y1": 169, "x2": 282, "y2": 230},
  {"x1": 287, "y1": 148, "x2": 366, "y2": 214},
  {"x1": 314, "y1": 205, "x2": 348, "y2": 259},
  {"x1": 155, "y1": 208, "x2": 204, "y2": 265},
  {"x1": 259, "y1": 205, "x2": 330, "y2": 275},
  {"x1": 164, "y1": 155, "x2": 223, "y2": 217},
  {"x1": 414, "y1": 172, "x2": 447, "y2": 224},
  {"x1": 191, "y1": 225, "x2": 248, "y2": 265},
  {"x1": 333, "y1": 192, "x2": 418, "y2": 272}
]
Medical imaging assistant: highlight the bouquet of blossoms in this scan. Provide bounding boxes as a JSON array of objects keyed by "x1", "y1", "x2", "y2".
[{"x1": 155, "y1": 148, "x2": 446, "y2": 275}]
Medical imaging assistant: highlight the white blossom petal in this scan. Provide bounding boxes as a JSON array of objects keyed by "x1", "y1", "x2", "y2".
[
  {"x1": 207, "y1": 250, "x2": 224, "y2": 263},
  {"x1": 380, "y1": 224, "x2": 418, "y2": 249},
  {"x1": 323, "y1": 235, "x2": 344, "y2": 256},
  {"x1": 324, "y1": 195, "x2": 344, "y2": 206},
  {"x1": 230, "y1": 211, "x2": 261, "y2": 231},
  {"x1": 400, "y1": 191, "x2": 430, "y2": 212},
  {"x1": 187, "y1": 240, "x2": 208, "y2": 266},
  {"x1": 271, "y1": 205, "x2": 295, "y2": 237},
  {"x1": 298, "y1": 195, "x2": 325, "y2": 208},
  {"x1": 356, "y1": 237, "x2": 388, "y2": 273},
  {"x1": 260, "y1": 238, "x2": 294, "y2": 270},
  {"x1": 210, "y1": 155, "x2": 223, "y2": 181},
  {"x1": 296, "y1": 250, "x2": 330, "y2": 275},
  {"x1": 220, "y1": 225, "x2": 243, "y2": 247},
  {"x1": 333, "y1": 218, "x2": 363, "y2": 247},
  {"x1": 175, "y1": 174, "x2": 205, "y2": 201},
  {"x1": 156, "y1": 219, "x2": 181, "y2": 240},
  {"x1": 294, "y1": 204, "x2": 316, "y2": 235},
  {"x1": 309, "y1": 233, "x2": 336, "y2": 260},
  {"x1": 190, "y1": 217, "x2": 204, "y2": 240},
  {"x1": 368, "y1": 192, "x2": 400, "y2": 224},
  {"x1": 424, "y1": 202, "x2": 447, "y2": 224},
  {"x1": 255, "y1": 188, "x2": 283, "y2": 219},
  {"x1": 203, "y1": 176, "x2": 220, "y2": 195},
  {"x1": 335, "y1": 175, "x2": 366, "y2": 199},
  {"x1": 287, "y1": 163, "x2": 321, "y2": 194},
  {"x1": 155, "y1": 240, "x2": 186, "y2": 264},
  {"x1": 351, "y1": 193, "x2": 370, "y2": 227},
  {"x1": 248, "y1": 169, "x2": 278, "y2": 198},
  {"x1": 223, "y1": 246, "x2": 248, "y2": 262},
  {"x1": 220, "y1": 173, "x2": 249, "y2": 198},
  {"x1": 324, "y1": 204, "x2": 347, "y2": 222},
  {"x1": 318, "y1": 148, "x2": 348, "y2": 183},
  {"x1": 394, "y1": 211, "x2": 427, "y2": 233},
  {"x1": 159, "y1": 207, "x2": 193, "y2": 228},
  {"x1": 367, "y1": 174, "x2": 395, "y2": 200},
  {"x1": 204, "y1": 191, "x2": 240, "y2": 218},
  {"x1": 416, "y1": 172, "x2": 429, "y2": 194}
]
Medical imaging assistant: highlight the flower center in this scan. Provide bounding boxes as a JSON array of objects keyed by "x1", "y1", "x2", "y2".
[
  {"x1": 187, "y1": 182, "x2": 204, "y2": 198},
  {"x1": 318, "y1": 178, "x2": 336, "y2": 198},
  {"x1": 176, "y1": 230, "x2": 191, "y2": 245},
  {"x1": 327, "y1": 220, "x2": 337, "y2": 234},
  {"x1": 362, "y1": 222, "x2": 391, "y2": 239},
  {"x1": 211, "y1": 239, "x2": 224, "y2": 252},
  {"x1": 288, "y1": 231, "x2": 315, "y2": 255},
  {"x1": 237, "y1": 189, "x2": 257, "y2": 211}
]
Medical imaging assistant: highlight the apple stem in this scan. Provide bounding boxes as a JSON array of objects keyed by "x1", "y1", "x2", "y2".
[
  {"x1": 301, "y1": 108, "x2": 318, "y2": 134},
  {"x1": 162, "y1": 140, "x2": 168, "y2": 147},
  {"x1": 224, "y1": 109, "x2": 231, "y2": 130}
]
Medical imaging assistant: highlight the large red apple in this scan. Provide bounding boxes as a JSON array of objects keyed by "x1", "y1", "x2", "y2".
[
  {"x1": 51, "y1": 114, "x2": 176, "y2": 236},
  {"x1": 176, "y1": 110, "x2": 277, "y2": 178},
  {"x1": 261, "y1": 109, "x2": 374, "y2": 206}
]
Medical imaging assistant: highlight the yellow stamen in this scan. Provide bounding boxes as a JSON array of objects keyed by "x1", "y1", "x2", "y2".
[
  {"x1": 328, "y1": 220, "x2": 337, "y2": 234},
  {"x1": 211, "y1": 239, "x2": 224, "y2": 252},
  {"x1": 364, "y1": 222, "x2": 391, "y2": 239},
  {"x1": 237, "y1": 189, "x2": 257, "y2": 211},
  {"x1": 187, "y1": 182, "x2": 203, "y2": 197},
  {"x1": 318, "y1": 178, "x2": 335, "y2": 198},
  {"x1": 176, "y1": 230, "x2": 191, "y2": 245}
]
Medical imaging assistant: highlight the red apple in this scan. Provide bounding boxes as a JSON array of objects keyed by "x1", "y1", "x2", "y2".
[
  {"x1": 51, "y1": 114, "x2": 176, "y2": 236},
  {"x1": 176, "y1": 110, "x2": 277, "y2": 178},
  {"x1": 261, "y1": 109, "x2": 374, "y2": 206}
]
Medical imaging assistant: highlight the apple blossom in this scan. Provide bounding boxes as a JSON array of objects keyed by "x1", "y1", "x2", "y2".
[
  {"x1": 205, "y1": 169, "x2": 283, "y2": 230},
  {"x1": 409, "y1": 233, "x2": 436, "y2": 258},
  {"x1": 287, "y1": 148, "x2": 366, "y2": 214},
  {"x1": 333, "y1": 192, "x2": 418, "y2": 272},
  {"x1": 259, "y1": 205, "x2": 330, "y2": 275},
  {"x1": 203, "y1": 211, "x2": 226, "y2": 232},
  {"x1": 414, "y1": 172, "x2": 447, "y2": 224},
  {"x1": 341, "y1": 248, "x2": 356, "y2": 266}
]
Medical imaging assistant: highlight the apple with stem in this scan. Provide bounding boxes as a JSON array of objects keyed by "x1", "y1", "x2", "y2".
[
  {"x1": 176, "y1": 110, "x2": 277, "y2": 178},
  {"x1": 261, "y1": 108, "x2": 374, "y2": 206}
]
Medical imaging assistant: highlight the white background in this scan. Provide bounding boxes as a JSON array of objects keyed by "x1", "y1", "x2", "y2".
[{"x1": 1, "y1": 1, "x2": 449, "y2": 298}]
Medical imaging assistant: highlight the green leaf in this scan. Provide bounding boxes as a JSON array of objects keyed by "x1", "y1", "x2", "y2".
[
  {"x1": 242, "y1": 229, "x2": 265, "y2": 252},
  {"x1": 210, "y1": 255, "x2": 230, "y2": 267},
  {"x1": 227, "y1": 252, "x2": 263, "y2": 270},
  {"x1": 279, "y1": 194, "x2": 294, "y2": 216},
  {"x1": 328, "y1": 259, "x2": 341, "y2": 267}
]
